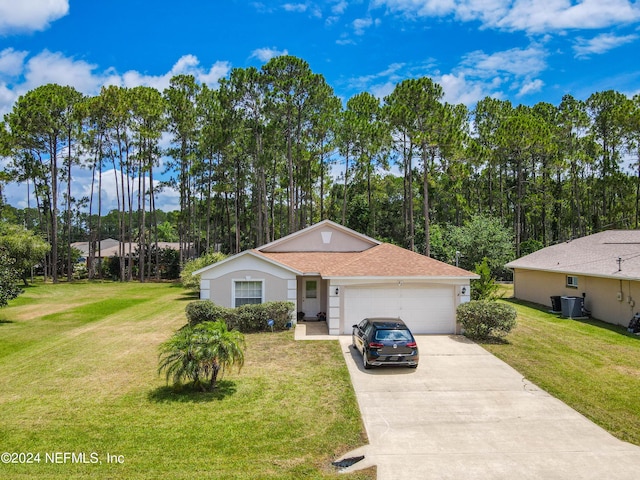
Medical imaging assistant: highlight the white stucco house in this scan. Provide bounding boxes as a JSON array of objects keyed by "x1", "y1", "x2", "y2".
[
  {"x1": 506, "y1": 230, "x2": 640, "y2": 327},
  {"x1": 193, "y1": 220, "x2": 478, "y2": 335}
]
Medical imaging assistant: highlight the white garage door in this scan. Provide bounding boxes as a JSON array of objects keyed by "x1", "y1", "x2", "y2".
[{"x1": 342, "y1": 284, "x2": 455, "y2": 334}]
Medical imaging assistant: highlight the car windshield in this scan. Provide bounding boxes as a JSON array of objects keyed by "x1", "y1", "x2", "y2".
[{"x1": 375, "y1": 329, "x2": 412, "y2": 342}]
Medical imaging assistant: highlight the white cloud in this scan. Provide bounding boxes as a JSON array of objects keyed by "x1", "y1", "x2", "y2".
[
  {"x1": 0, "y1": 48, "x2": 28, "y2": 77},
  {"x1": 460, "y1": 45, "x2": 547, "y2": 78},
  {"x1": 117, "y1": 56, "x2": 230, "y2": 91},
  {"x1": 347, "y1": 43, "x2": 547, "y2": 107},
  {"x1": 282, "y1": 2, "x2": 322, "y2": 18},
  {"x1": 370, "y1": 81, "x2": 397, "y2": 99},
  {"x1": 336, "y1": 37, "x2": 356, "y2": 45},
  {"x1": 250, "y1": 47, "x2": 289, "y2": 62},
  {"x1": 332, "y1": 1, "x2": 348, "y2": 14},
  {"x1": 0, "y1": 50, "x2": 231, "y2": 113},
  {"x1": 437, "y1": 72, "x2": 496, "y2": 106},
  {"x1": 352, "y1": 17, "x2": 381, "y2": 35},
  {"x1": 498, "y1": 0, "x2": 640, "y2": 33},
  {"x1": 23, "y1": 50, "x2": 102, "y2": 93},
  {"x1": 0, "y1": 0, "x2": 69, "y2": 35},
  {"x1": 371, "y1": 0, "x2": 640, "y2": 33},
  {"x1": 573, "y1": 33, "x2": 639, "y2": 58},
  {"x1": 353, "y1": 17, "x2": 373, "y2": 35},
  {"x1": 283, "y1": 3, "x2": 308, "y2": 13},
  {"x1": 516, "y1": 78, "x2": 544, "y2": 97},
  {"x1": 449, "y1": 45, "x2": 547, "y2": 102},
  {"x1": 349, "y1": 62, "x2": 406, "y2": 92},
  {"x1": 0, "y1": 82, "x2": 14, "y2": 106},
  {"x1": 1, "y1": 49, "x2": 104, "y2": 115}
]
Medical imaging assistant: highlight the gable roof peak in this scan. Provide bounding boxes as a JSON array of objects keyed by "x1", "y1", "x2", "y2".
[{"x1": 257, "y1": 220, "x2": 381, "y2": 253}]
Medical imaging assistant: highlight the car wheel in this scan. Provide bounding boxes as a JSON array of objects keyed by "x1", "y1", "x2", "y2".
[
  {"x1": 362, "y1": 350, "x2": 372, "y2": 370},
  {"x1": 409, "y1": 364, "x2": 418, "y2": 369}
]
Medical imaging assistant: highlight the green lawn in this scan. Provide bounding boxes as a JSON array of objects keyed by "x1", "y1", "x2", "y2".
[
  {"x1": 0, "y1": 282, "x2": 373, "y2": 480},
  {"x1": 483, "y1": 291, "x2": 640, "y2": 446}
]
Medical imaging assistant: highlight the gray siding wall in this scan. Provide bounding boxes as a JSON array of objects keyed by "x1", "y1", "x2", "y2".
[{"x1": 208, "y1": 269, "x2": 291, "y2": 308}]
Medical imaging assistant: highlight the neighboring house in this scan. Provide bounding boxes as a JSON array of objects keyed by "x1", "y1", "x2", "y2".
[
  {"x1": 71, "y1": 238, "x2": 120, "y2": 259},
  {"x1": 71, "y1": 239, "x2": 184, "y2": 259},
  {"x1": 193, "y1": 220, "x2": 478, "y2": 335},
  {"x1": 506, "y1": 230, "x2": 640, "y2": 327}
]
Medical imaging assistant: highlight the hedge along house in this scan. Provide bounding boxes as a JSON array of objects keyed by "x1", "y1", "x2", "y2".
[
  {"x1": 193, "y1": 220, "x2": 477, "y2": 335},
  {"x1": 506, "y1": 230, "x2": 640, "y2": 327}
]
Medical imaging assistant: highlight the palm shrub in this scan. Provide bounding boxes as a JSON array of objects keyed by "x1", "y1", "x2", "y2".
[
  {"x1": 457, "y1": 300, "x2": 517, "y2": 340},
  {"x1": 158, "y1": 321, "x2": 246, "y2": 391}
]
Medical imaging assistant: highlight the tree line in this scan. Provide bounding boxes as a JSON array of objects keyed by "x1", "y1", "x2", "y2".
[{"x1": 1, "y1": 55, "x2": 640, "y2": 282}]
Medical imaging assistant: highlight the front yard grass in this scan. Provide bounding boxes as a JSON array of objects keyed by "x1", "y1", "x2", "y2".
[
  {"x1": 482, "y1": 294, "x2": 640, "y2": 446},
  {"x1": 0, "y1": 281, "x2": 373, "y2": 479}
]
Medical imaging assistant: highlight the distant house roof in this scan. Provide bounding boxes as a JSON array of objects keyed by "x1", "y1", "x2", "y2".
[
  {"x1": 71, "y1": 238, "x2": 119, "y2": 257},
  {"x1": 71, "y1": 239, "x2": 185, "y2": 258},
  {"x1": 505, "y1": 230, "x2": 640, "y2": 280}
]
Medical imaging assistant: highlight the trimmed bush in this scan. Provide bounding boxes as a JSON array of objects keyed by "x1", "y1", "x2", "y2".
[
  {"x1": 230, "y1": 302, "x2": 294, "y2": 332},
  {"x1": 185, "y1": 300, "x2": 294, "y2": 333},
  {"x1": 185, "y1": 300, "x2": 229, "y2": 326},
  {"x1": 457, "y1": 300, "x2": 517, "y2": 340}
]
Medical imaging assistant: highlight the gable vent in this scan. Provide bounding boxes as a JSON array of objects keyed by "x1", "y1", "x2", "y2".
[{"x1": 321, "y1": 231, "x2": 332, "y2": 244}]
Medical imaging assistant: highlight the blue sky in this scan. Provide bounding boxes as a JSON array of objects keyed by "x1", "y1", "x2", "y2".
[{"x1": 2, "y1": 0, "x2": 640, "y2": 212}]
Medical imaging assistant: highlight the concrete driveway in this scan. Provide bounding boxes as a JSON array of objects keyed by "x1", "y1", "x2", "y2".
[{"x1": 336, "y1": 335, "x2": 640, "y2": 479}]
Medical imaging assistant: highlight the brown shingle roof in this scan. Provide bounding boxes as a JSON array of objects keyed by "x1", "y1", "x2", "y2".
[
  {"x1": 256, "y1": 243, "x2": 475, "y2": 278},
  {"x1": 506, "y1": 230, "x2": 640, "y2": 279}
]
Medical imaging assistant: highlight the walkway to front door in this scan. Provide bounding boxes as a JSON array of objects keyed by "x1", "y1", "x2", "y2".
[{"x1": 294, "y1": 320, "x2": 330, "y2": 340}]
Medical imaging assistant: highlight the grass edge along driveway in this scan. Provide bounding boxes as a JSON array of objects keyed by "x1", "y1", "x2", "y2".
[
  {"x1": 0, "y1": 281, "x2": 374, "y2": 480},
  {"x1": 483, "y1": 297, "x2": 640, "y2": 447}
]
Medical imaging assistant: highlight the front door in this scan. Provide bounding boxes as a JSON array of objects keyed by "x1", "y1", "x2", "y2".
[{"x1": 302, "y1": 277, "x2": 321, "y2": 319}]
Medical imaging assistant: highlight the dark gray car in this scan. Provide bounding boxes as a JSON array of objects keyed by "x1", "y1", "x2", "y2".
[{"x1": 352, "y1": 317, "x2": 419, "y2": 369}]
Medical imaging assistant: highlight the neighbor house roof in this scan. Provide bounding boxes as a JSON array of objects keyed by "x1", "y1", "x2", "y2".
[
  {"x1": 71, "y1": 238, "x2": 120, "y2": 257},
  {"x1": 505, "y1": 230, "x2": 640, "y2": 280},
  {"x1": 71, "y1": 239, "x2": 186, "y2": 258},
  {"x1": 256, "y1": 242, "x2": 475, "y2": 279}
]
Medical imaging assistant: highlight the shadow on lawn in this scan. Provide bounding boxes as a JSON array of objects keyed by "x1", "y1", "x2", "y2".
[
  {"x1": 147, "y1": 380, "x2": 237, "y2": 403},
  {"x1": 474, "y1": 336, "x2": 511, "y2": 346},
  {"x1": 174, "y1": 290, "x2": 200, "y2": 302},
  {"x1": 0, "y1": 319, "x2": 14, "y2": 325}
]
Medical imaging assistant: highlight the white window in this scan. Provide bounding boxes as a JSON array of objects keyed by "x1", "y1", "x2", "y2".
[
  {"x1": 566, "y1": 275, "x2": 578, "y2": 288},
  {"x1": 233, "y1": 280, "x2": 263, "y2": 307}
]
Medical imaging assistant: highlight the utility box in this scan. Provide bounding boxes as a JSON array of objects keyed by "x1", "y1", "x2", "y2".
[{"x1": 561, "y1": 296, "x2": 583, "y2": 319}]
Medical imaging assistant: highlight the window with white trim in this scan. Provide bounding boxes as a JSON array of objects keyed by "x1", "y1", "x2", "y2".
[
  {"x1": 234, "y1": 280, "x2": 263, "y2": 307},
  {"x1": 566, "y1": 275, "x2": 578, "y2": 288}
]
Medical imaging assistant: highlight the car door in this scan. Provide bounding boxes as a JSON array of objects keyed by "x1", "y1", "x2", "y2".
[{"x1": 352, "y1": 319, "x2": 369, "y2": 350}]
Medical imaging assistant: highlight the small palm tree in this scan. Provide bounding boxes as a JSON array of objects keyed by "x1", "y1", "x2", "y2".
[{"x1": 158, "y1": 321, "x2": 246, "y2": 391}]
